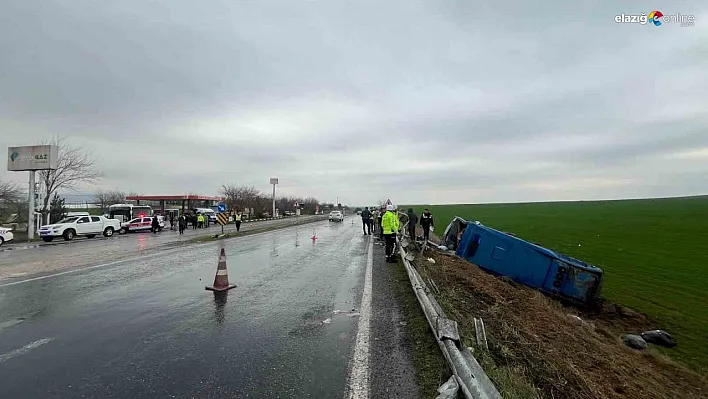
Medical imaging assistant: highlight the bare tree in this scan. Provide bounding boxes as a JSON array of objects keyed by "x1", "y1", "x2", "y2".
[
  {"x1": 302, "y1": 197, "x2": 320, "y2": 214},
  {"x1": 0, "y1": 180, "x2": 24, "y2": 203},
  {"x1": 38, "y1": 138, "x2": 102, "y2": 222},
  {"x1": 221, "y1": 185, "x2": 263, "y2": 213},
  {"x1": 0, "y1": 180, "x2": 26, "y2": 220},
  {"x1": 95, "y1": 190, "x2": 126, "y2": 212}
]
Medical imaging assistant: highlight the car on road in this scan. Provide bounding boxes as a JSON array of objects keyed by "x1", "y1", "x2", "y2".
[
  {"x1": 0, "y1": 227, "x2": 14, "y2": 246},
  {"x1": 329, "y1": 211, "x2": 344, "y2": 222},
  {"x1": 119, "y1": 216, "x2": 165, "y2": 234},
  {"x1": 38, "y1": 216, "x2": 121, "y2": 242}
]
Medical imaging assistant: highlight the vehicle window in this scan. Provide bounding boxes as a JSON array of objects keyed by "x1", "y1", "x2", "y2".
[
  {"x1": 78, "y1": 217, "x2": 90, "y2": 223},
  {"x1": 91, "y1": 217, "x2": 100, "y2": 222},
  {"x1": 143, "y1": 218, "x2": 152, "y2": 223},
  {"x1": 57, "y1": 217, "x2": 79, "y2": 224}
]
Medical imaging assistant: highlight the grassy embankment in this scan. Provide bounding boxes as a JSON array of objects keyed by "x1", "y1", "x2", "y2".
[{"x1": 408, "y1": 196, "x2": 708, "y2": 372}]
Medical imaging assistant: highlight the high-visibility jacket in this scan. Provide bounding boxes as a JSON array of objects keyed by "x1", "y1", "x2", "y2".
[
  {"x1": 234, "y1": 214, "x2": 242, "y2": 221},
  {"x1": 382, "y1": 211, "x2": 399, "y2": 234},
  {"x1": 197, "y1": 214, "x2": 205, "y2": 222}
]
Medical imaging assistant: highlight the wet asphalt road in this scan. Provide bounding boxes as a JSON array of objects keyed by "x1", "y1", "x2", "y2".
[
  {"x1": 0, "y1": 216, "x2": 392, "y2": 398},
  {"x1": 0, "y1": 216, "x2": 323, "y2": 282}
]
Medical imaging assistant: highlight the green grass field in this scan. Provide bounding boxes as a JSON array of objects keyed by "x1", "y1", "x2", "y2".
[{"x1": 409, "y1": 196, "x2": 708, "y2": 372}]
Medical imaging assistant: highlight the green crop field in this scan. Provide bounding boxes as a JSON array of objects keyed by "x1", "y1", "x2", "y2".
[{"x1": 409, "y1": 196, "x2": 708, "y2": 372}]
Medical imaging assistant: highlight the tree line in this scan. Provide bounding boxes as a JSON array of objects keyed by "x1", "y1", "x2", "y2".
[{"x1": 220, "y1": 184, "x2": 324, "y2": 216}]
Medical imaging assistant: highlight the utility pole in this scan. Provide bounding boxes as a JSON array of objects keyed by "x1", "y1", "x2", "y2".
[
  {"x1": 28, "y1": 171, "x2": 35, "y2": 240},
  {"x1": 270, "y1": 178, "x2": 278, "y2": 218}
]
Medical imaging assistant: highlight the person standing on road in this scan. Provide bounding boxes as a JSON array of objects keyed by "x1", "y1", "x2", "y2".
[
  {"x1": 234, "y1": 211, "x2": 242, "y2": 232},
  {"x1": 377, "y1": 207, "x2": 384, "y2": 240},
  {"x1": 369, "y1": 207, "x2": 378, "y2": 234},
  {"x1": 420, "y1": 208, "x2": 434, "y2": 242},
  {"x1": 151, "y1": 215, "x2": 161, "y2": 234},
  {"x1": 169, "y1": 213, "x2": 175, "y2": 231},
  {"x1": 360, "y1": 207, "x2": 372, "y2": 235},
  {"x1": 197, "y1": 213, "x2": 204, "y2": 229},
  {"x1": 371, "y1": 208, "x2": 378, "y2": 234},
  {"x1": 382, "y1": 204, "x2": 400, "y2": 263},
  {"x1": 407, "y1": 208, "x2": 418, "y2": 241},
  {"x1": 367, "y1": 207, "x2": 375, "y2": 233},
  {"x1": 178, "y1": 214, "x2": 186, "y2": 235}
]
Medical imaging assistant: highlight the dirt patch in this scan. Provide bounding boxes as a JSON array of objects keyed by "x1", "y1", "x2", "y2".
[{"x1": 415, "y1": 250, "x2": 707, "y2": 399}]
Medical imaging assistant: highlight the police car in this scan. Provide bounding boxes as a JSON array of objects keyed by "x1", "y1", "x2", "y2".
[
  {"x1": 0, "y1": 227, "x2": 13, "y2": 246},
  {"x1": 119, "y1": 216, "x2": 165, "y2": 234}
]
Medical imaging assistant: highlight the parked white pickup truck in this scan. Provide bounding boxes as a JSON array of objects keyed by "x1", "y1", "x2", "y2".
[{"x1": 38, "y1": 215, "x2": 121, "y2": 242}]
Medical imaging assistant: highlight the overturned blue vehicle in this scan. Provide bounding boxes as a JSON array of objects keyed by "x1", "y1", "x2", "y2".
[{"x1": 441, "y1": 217, "x2": 603, "y2": 306}]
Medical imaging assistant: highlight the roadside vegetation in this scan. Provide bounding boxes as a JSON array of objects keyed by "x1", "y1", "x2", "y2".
[
  {"x1": 389, "y1": 259, "x2": 451, "y2": 397},
  {"x1": 410, "y1": 196, "x2": 708, "y2": 372},
  {"x1": 412, "y1": 250, "x2": 706, "y2": 398}
]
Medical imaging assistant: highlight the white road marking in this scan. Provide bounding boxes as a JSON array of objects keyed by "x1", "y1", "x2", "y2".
[
  {"x1": 0, "y1": 338, "x2": 54, "y2": 363},
  {"x1": 347, "y1": 235, "x2": 373, "y2": 398}
]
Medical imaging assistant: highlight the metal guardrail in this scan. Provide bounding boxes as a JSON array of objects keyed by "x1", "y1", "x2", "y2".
[{"x1": 398, "y1": 237, "x2": 501, "y2": 399}]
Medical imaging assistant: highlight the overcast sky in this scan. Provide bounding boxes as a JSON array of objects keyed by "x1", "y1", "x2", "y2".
[{"x1": 1, "y1": 1, "x2": 706, "y2": 206}]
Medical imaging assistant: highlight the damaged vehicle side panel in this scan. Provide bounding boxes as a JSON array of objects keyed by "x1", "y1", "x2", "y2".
[{"x1": 449, "y1": 218, "x2": 603, "y2": 306}]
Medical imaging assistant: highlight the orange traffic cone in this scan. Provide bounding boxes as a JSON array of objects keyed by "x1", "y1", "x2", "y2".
[{"x1": 205, "y1": 248, "x2": 237, "y2": 292}]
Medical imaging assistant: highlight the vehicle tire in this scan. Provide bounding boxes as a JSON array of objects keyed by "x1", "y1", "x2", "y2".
[
  {"x1": 63, "y1": 229, "x2": 75, "y2": 241},
  {"x1": 42, "y1": 237, "x2": 54, "y2": 242},
  {"x1": 119, "y1": 227, "x2": 127, "y2": 235},
  {"x1": 86, "y1": 234, "x2": 96, "y2": 239},
  {"x1": 0, "y1": 237, "x2": 3, "y2": 246},
  {"x1": 103, "y1": 227, "x2": 115, "y2": 237}
]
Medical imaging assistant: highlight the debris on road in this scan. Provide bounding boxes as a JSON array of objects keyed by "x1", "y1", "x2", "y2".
[
  {"x1": 435, "y1": 375, "x2": 459, "y2": 399},
  {"x1": 623, "y1": 334, "x2": 648, "y2": 350},
  {"x1": 641, "y1": 329, "x2": 678, "y2": 348},
  {"x1": 322, "y1": 318, "x2": 332, "y2": 324},
  {"x1": 473, "y1": 317, "x2": 488, "y2": 350},
  {"x1": 427, "y1": 258, "x2": 435, "y2": 264}
]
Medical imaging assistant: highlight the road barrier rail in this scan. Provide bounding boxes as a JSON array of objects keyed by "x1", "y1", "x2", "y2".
[{"x1": 398, "y1": 236, "x2": 501, "y2": 399}]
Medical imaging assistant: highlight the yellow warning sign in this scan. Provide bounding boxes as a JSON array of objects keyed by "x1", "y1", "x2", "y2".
[{"x1": 216, "y1": 213, "x2": 228, "y2": 225}]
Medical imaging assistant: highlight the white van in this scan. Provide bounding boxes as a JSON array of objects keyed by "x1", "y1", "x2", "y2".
[{"x1": 193, "y1": 208, "x2": 217, "y2": 223}]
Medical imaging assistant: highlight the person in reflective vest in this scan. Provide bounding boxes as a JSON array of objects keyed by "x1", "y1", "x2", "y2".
[
  {"x1": 381, "y1": 205, "x2": 400, "y2": 263},
  {"x1": 197, "y1": 213, "x2": 205, "y2": 228},
  {"x1": 234, "y1": 212, "x2": 242, "y2": 232}
]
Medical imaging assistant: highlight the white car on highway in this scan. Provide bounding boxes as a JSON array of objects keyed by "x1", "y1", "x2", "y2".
[
  {"x1": 328, "y1": 211, "x2": 344, "y2": 222},
  {"x1": 38, "y1": 216, "x2": 121, "y2": 242},
  {"x1": 0, "y1": 227, "x2": 13, "y2": 246},
  {"x1": 119, "y1": 216, "x2": 165, "y2": 234}
]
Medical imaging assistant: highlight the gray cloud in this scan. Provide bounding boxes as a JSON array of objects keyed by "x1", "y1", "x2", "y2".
[{"x1": 1, "y1": 0, "x2": 707, "y2": 206}]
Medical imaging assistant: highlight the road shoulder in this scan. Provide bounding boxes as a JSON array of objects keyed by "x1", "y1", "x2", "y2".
[{"x1": 370, "y1": 235, "x2": 449, "y2": 398}]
